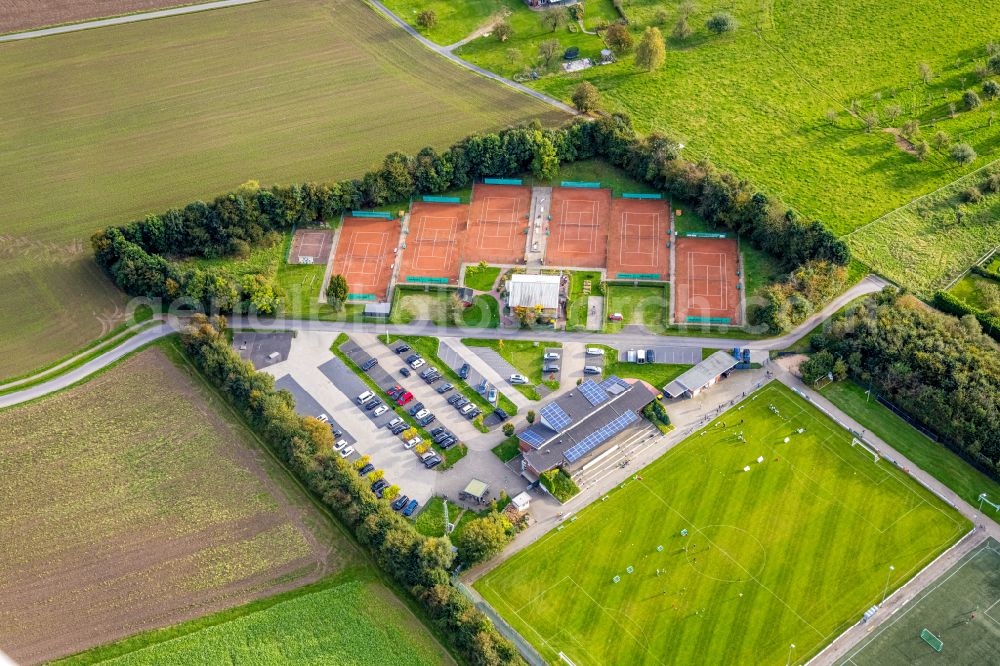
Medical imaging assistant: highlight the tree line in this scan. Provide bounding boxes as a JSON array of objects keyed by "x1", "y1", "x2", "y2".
[
  {"x1": 180, "y1": 315, "x2": 523, "y2": 666},
  {"x1": 810, "y1": 289, "x2": 1000, "y2": 478},
  {"x1": 92, "y1": 113, "x2": 849, "y2": 330}
]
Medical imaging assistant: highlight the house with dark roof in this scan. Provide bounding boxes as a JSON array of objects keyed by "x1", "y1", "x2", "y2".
[{"x1": 517, "y1": 376, "x2": 658, "y2": 479}]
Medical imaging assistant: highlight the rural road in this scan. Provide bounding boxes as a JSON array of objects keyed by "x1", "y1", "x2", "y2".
[
  {"x1": 0, "y1": 0, "x2": 264, "y2": 42},
  {"x1": 0, "y1": 275, "x2": 886, "y2": 408}
]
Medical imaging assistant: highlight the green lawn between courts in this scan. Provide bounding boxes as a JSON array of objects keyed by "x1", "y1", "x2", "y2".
[
  {"x1": 476, "y1": 382, "x2": 968, "y2": 666},
  {"x1": 819, "y1": 379, "x2": 1000, "y2": 525},
  {"x1": 461, "y1": 338, "x2": 561, "y2": 394},
  {"x1": 566, "y1": 269, "x2": 604, "y2": 329},
  {"x1": 835, "y1": 538, "x2": 1000, "y2": 666},
  {"x1": 605, "y1": 284, "x2": 668, "y2": 333},
  {"x1": 463, "y1": 265, "x2": 501, "y2": 291},
  {"x1": 56, "y1": 570, "x2": 452, "y2": 666}
]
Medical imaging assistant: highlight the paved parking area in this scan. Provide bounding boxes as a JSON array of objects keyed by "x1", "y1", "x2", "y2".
[
  {"x1": 274, "y1": 374, "x2": 355, "y2": 446},
  {"x1": 434, "y1": 341, "x2": 509, "y2": 426},
  {"x1": 460, "y1": 345, "x2": 520, "y2": 389},
  {"x1": 615, "y1": 344, "x2": 702, "y2": 365},
  {"x1": 232, "y1": 331, "x2": 293, "y2": 369},
  {"x1": 542, "y1": 346, "x2": 562, "y2": 386}
]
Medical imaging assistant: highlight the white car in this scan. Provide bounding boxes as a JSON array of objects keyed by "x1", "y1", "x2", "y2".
[
  {"x1": 509, "y1": 374, "x2": 528, "y2": 384},
  {"x1": 406, "y1": 436, "x2": 423, "y2": 447},
  {"x1": 414, "y1": 409, "x2": 429, "y2": 420},
  {"x1": 339, "y1": 446, "x2": 355, "y2": 458},
  {"x1": 333, "y1": 439, "x2": 348, "y2": 452},
  {"x1": 356, "y1": 390, "x2": 375, "y2": 404},
  {"x1": 585, "y1": 348, "x2": 605, "y2": 356},
  {"x1": 373, "y1": 404, "x2": 388, "y2": 416},
  {"x1": 403, "y1": 439, "x2": 417, "y2": 450},
  {"x1": 411, "y1": 358, "x2": 426, "y2": 369},
  {"x1": 316, "y1": 413, "x2": 329, "y2": 423},
  {"x1": 460, "y1": 403, "x2": 475, "y2": 415},
  {"x1": 543, "y1": 352, "x2": 560, "y2": 360}
]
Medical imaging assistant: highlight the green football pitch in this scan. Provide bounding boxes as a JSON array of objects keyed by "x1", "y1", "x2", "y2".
[
  {"x1": 475, "y1": 382, "x2": 969, "y2": 665},
  {"x1": 836, "y1": 538, "x2": 1000, "y2": 666}
]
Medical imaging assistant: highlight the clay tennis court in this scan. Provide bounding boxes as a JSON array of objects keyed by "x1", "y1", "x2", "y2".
[
  {"x1": 399, "y1": 201, "x2": 467, "y2": 284},
  {"x1": 546, "y1": 187, "x2": 610, "y2": 267},
  {"x1": 465, "y1": 184, "x2": 530, "y2": 263},
  {"x1": 607, "y1": 198, "x2": 670, "y2": 280},
  {"x1": 288, "y1": 229, "x2": 334, "y2": 265},
  {"x1": 673, "y1": 236, "x2": 741, "y2": 324},
  {"x1": 331, "y1": 216, "x2": 399, "y2": 301}
]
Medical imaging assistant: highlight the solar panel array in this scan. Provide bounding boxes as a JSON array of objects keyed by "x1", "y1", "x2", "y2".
[
  {"x1": 600, "y1": 375, "x2": 631, "y2": 394},
  {"x1": 564, "y1": 410, "x2": 639, "y2": 463},
  {"x1": 579, "y1": 379, "x2": 610, "y2": 407},
  {"x1": 540, "y1": 402, "x2": 572, "y2": 431},
  {"x1": 519, "y1": 427, "x2": 549, "y2": 449}
]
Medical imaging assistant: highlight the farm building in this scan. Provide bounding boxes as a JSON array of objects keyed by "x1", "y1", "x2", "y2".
[
  {"x1": 506, "y1": 273, "x2": 561, "y2": 316},
  {"x1": 663, "y1": 351, "x2": 739, "y2": 399},
  {"x1": 518, "y1": 376, "x2": 658, "y2": 479}
]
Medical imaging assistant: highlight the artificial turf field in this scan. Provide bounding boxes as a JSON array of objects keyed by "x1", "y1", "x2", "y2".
[
  {"x1": 835, "y1": 538, "x2": 1000, "y2": 666},
  {"x1": 475, "y1": 382, "x2": 969, "y2": 665}
]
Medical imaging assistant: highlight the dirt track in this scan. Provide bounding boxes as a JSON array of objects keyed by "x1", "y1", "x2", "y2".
[
  {"x1": 0, "y1": 348, "x2": 339, "y2": 664},
  {"x1": 0, "y1": 1, "x2": 186, "y2": 33}
]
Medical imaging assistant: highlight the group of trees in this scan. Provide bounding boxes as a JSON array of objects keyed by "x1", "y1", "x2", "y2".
[
  {"x1": 93, "y1": 113, "x2": 848, "y2": 330},
  {"x1": 810, "y1": 289, "x2": 1000, "y2": 478},
  {"x1": 180, "y1": 315, "x2": 522, "y2": 665}
]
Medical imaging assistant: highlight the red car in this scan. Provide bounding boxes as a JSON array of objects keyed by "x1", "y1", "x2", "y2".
[
  {"x1": 386, "y1": 385, "x2": 402, "y2": 397},
  {"x1": 396, "y1": 391, "x2": 414, "y2": 406}
]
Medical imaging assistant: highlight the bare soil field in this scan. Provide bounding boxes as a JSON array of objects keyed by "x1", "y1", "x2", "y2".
[
  {"x1": 0, "y1": 1, "x2": 187, "y2": 33},
  {"x1": 0, "y1": 344, "x2": 342, "y2": 664}
]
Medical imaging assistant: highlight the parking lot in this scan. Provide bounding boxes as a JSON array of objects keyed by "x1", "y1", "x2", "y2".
[
  {"x1": 274, "y1": 374, "x2": 355, "y2": 446},
  {"x1": 615, "y1": 345, "x2": 702, "y2": 365},
  {"x1": 232, "y1": 331, "x2": 293, "y2": 369}
]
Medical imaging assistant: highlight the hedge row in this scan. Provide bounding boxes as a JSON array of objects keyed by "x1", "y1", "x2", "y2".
[
  {"x1": 92, "y1": 114, "x2": 849, "y2": 323},
  {"x1": 932, "y1": 290, "x2": 1000, "y2": 342},
  {"x1": 179, "y1": 315, "x2": 522, "y2": 666}
]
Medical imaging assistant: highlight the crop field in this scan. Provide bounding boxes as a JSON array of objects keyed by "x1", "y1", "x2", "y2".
[
  {"x1": 835, "y1": 538, "x2": 1000, "y2": 666},
  {"x1": 58, "y1": 572, "x2": 454, "y2": 666},
  {"x1": 0, "y1": 1, "x2": 186, "y2": 33},
  {"x1": 0, "y1": 345, "x2": 342, "y2": 664},
  {"x1": 846, "y1": 161, "x2": 1000, "y2": 296},
  {"x1": 455, "y1": 0, "x2": 1000, "y2": 274},
  {"x1": 476, "y1": 382, "x2": 968, "y2": 665},
  {"x1": 0, "y1": 0, "x2": 566, "y2": 380}
]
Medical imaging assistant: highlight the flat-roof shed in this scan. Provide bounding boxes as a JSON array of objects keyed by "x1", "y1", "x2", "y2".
[
  {"x1": 364, "y1": 302, "x2": 391, "y2": 318},
  {"x1": 460, "y1": 479, "x2": 490, "y2": 504},
  {"x1": 507, "y1": 273, "x2": 561, "y2": 310},
  {"x1": 663, "y1": 351, "x2": 739, "y2": 399}
]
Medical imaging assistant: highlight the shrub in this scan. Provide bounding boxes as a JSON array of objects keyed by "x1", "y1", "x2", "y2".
[
  {"x1": 572, "y1": 81, "x2": 601, "y2": 112},
  {"x1": 964, "y1": 89, "x2": 982, "y2": 110},
  {"x1": 950, "y1": 142, "x2": 977, "y2": 165},
  {"x1": 494, "y1": 19, "x2": 513, "y2": 42},
  {"x1": 654, "y1": 8, "x2": 669, "y2": 25},
  {"x1": 672, "y1": 15, "x2": 691, "y2": 40},
  {"x1": 985, "y1": 172, "x2": 1000, "y2": 193},
  {"x1": 964, "y1": 186, "x2": 984, "y2": 203},
  {"x1": 983, "y1": 79, "x2": 1000, "y2": 100},
  {"x1": 932, "y1": 130, "x2": 950, "y2": 150},
  {"x1": 539, "y1": 468, "x2": 581, "y2": 502},
  {"x1": 635, "y1": 26, "x2": 666, "y2": 72},
  {"x1": 502, "y1": 422, "x2": 515, "y2": 437},
  {"x1": 914, "y1": 140, "x2": 930, "y2": 161},
  {"x1": 416, "y1": 9, "x2": 436, "y2": 29},
  {"x1": 706, "y1": 12, "x2": 737, "y2": 34},
  {"x1": 989, "y1": 54, "x2": 1000, "y2": 75}
]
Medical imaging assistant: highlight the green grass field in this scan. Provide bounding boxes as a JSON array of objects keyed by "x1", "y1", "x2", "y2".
[
  {"x1": 58, "y1": 571, "x2": 453, "y2": 666},
  {"x1": 0, "y1": 0, "x2": 565, "y2": 379},
  {"x1": 835, "y1": 538, "x2": 1000, "y2": 666},
  {"x1": 819, "y1": 379, "x2": 1000, "y2": 525},
  {"x1": 605, "y1": 284, "x2": 668, "y2": 333},
  {"x1": 948, "y1": 272, "x2": 1000, "y2": 313},
  {"x1": 476, "y1": 382, "x2": 968, "y2": 665},
  {"x1": 464, "y1": 265, "x2": 502, "y2": 291}
]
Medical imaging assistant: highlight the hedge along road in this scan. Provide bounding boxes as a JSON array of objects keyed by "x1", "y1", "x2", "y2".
[{"x1": 0, "y1": 275, "x2": 888, "y2": 410}]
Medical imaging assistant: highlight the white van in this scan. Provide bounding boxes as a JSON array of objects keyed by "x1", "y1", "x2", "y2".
[
  {"x1": 460, "y1": 403, "x2": 476, "y2": 415},
  {"x1": 636, "y1": 349, "x2": 647, "y2": 364},
  {"x1": 585, "y1": 348, "x2": 605, "y2": 356},
  {"x1": 356, "y1": 390, "x2": 375, "y2": 404},
  {"x1": 626, "y1": 349, "x2": 637, "y2": 363}
]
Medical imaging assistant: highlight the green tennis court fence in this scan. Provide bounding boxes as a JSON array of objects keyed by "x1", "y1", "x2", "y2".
[
  {"x1": 351, "y1": 210, "x2": 394, "y2": 220},
  {"x1": 484, "y1": 178, "x2": 522, "y2": 185},
  {"x1": 349, "y1": 293, "x2": 377, "y2": 300},
  {"x1": 622, "y1": 193, "x2": 662, "y2": 199},
  {"x1": 686, "y1": 316, "x2": 731, "y2": 324},
  {"x1": 560, "y1": 181, "x2": 601, "y2": 188},
  {"x1": 422, "y1": 196, "x2": 462, "y2": 203},
  {"x1": 685, "y1": 232, "x2": 728, "y2": 239},
  {"x1": 616, "y1": 273, "x2": 661, "y2": 279},
  {"x1": 920, "y1": 628, "x2": 943, "y2": 652},
  {"x1": 406, "y1": 276, "x2": 449, "y2": 284}
]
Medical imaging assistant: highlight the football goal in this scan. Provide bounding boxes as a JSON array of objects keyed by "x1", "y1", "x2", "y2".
[
  {"x1": 852, "y1": 437, "x2": 879, "y2": 462},
  {"x1": 920, "y1": 628, "x2": 943, "y2": 652}
]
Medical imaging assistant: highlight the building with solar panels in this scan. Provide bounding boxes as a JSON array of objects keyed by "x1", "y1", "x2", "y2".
[{"x1": 517, "y1": 376, "x2": 659, "y2": 479}]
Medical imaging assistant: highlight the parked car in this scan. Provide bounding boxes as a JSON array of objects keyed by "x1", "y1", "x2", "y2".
[
  {"x1": 390, "y1": 423, "x2": 407, "y2": 435},
  {"x1": 316, "y1": 413, "x2": 329, "y2": 423},
  {"x1": 542, "y1": 364, "x2": 560, "y2": 373},
  {"x1": 487, "y1": 387, "x2": 498, "y2": 403},
  {"x1": 584, "y1": 365, "x2": 602, "y2": 375},
  {"x1": 460, "y1": 403, "x2": 475, "y2": 415},
  {"x1": 373, "y1": 404, "x2": 388, "y2": 416},
  {"x1": 402, "y1": 499, "x2": 419, "y2": 517},
  {"x1": 331, "y1": 427, "x2": 343, "y2": 438},
  {"x1": 364, "y1": 399, "x2": 381, "y2": 411},
  {"x1": 414, "y1": 409, "x2": 429, "y2": 420},
  {"x1": 406, "y1": 436, "x2": 423, "y2": 447},
  {"x1": 361, "y1": 358, "x2": 378, "y2": 371},
  {"x1": 392, "y1": 495, "x2": 409, "y2": 511},
  {"x1": 509, "y1": 374, "x2": 528, "y2": 384},
  {"x1": 405, "y1": 354, "x2": 420, "y2": 364},
  {"x1": 403, "y1": 438, "x2": 417, "y2": 450},
  {"x1": 543, "y1": 351, "x2": 561, "y2": 360},
  {"x1": 608, "y1": 312, "x2": 624, "y2": 321},
  {"x1": 447, "y1": 394, "x2": 463, "y2": 405},
  {"x1": 636, "y1": 350, "x2": 647, "y2": 365},
  {"x1": 411, "y1": 358, "x2": 426, "y2": 369},
  {"x1": 418, "y1": 413, "x2": 436, "y2": 427},
  {"x1": 339, "y1": 446, "x2": 355, "y2": 458},
  {"x1": 358, "y1": 463, "x2": 375, "y2": 476},
  {"x1": 407, "y1": 401, "x2": 424, "y2": 415},
  {"x1": 436, "y1": 383, "x2": 453, "y2": 394},
  {"x1": 399, "y1": 367, "x2": 411, "y2": 377},
  {"x1": 586, "y1": 347, "x2": 606, "y2": 356},
  {"x1": 387, "y1": 417, "x2": 403, "y2": 429},
  {"x1": 626, "y1": 349, "x2": 637, "y2": 363},
  {"x1": 395, "y1": 344, "x2": 411, "y2": 354},
  {"x1": 396, "y1": 391, "x2": 414, "y2": 406},
  {"x1": 371, "y1": 479, "x2": 388, "y2": 493},
  {"x1": 439, "y1": 437, "x2": 456, "y2": 449},
  {"x1": 386, "y1": 385, "x2": 402, "y2": 397},
  {"x1": 433, "y1": 431, "x2": 451, "y2": 443},
  {"x1": 333, "y1": 439, "x2": 348, "y2": 452},
  {"x1": 425, "y1": 372, "x2": 441, "y2": 383},
  {"x1": 466, "y1": 408, "x2": 481, "y2": 420},
  {"x1": 493, "y1": 407, "x2": 509, "y2": 421},
  {"x1": 478, "y1": 378, "x2": 488, "y2": 393},
  {"x1": 424, "y1": 457, "x2": 442, "y2": 470},
  {"x1": 459, "y1": 363, "x2": 470, "y2": 379},
  {"x1": 453, "y1": 397, "x2": 469, "y2": 408},
  {"x1": 357, "y1": 390, "x2": 375, "y2": 404},
  {"x1": 430, "y1": 425, "x2": 446, "y2": 436},
  {"x1": 419, "y1": 367, "x2": 435, "y2": 379},
  {"x1": 645, "y1": 349, "x2": 655, "y2": 363}
]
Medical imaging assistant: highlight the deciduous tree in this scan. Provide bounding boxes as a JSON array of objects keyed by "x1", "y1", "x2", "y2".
[{"x1": 635, "y1": 27, "x2": 666, "y2": 72}]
